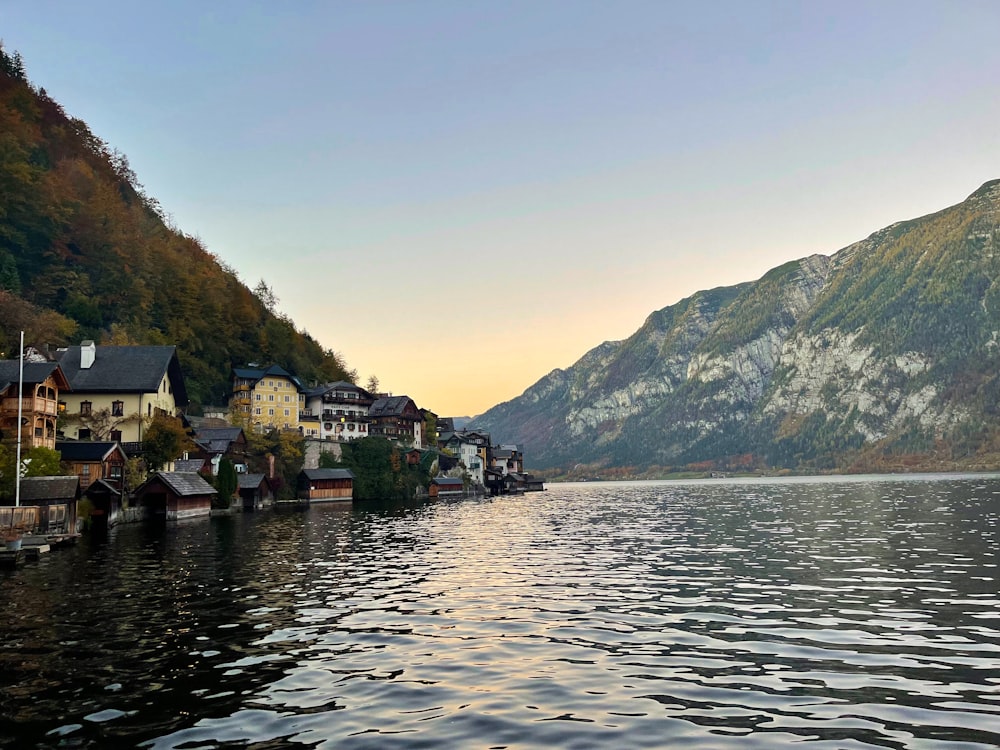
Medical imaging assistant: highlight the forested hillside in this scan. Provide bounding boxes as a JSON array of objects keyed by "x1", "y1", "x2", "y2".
[{"x1": 0, "y1": 47, "x2": 353, "y2": 408}]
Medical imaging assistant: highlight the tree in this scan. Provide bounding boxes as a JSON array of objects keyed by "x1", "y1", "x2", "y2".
[
  {"x1": 0, "y1": 250, "x2": 20, "y2": 293},
  {"x1": 141, "y1": 414, "x2": 193, "y2": 471},
  {"x1": 214, "y1": 458, "x2": 238, "y2": 509},
  {"x1": 321, "y1": 436, "x2": 430, "y2": 501},
  {"x1": 423, "y1": 413, "x2": 438, "y2": 448},
  {"x1": 124, "y1": 456, "x2": 147, "y2": 496},
  {"x1": 253, "y1": 279, "x2": 279, "y2": 313},
  {"x1": 0, "y1": 445, "x2": 65, "y2": 499},
  {"x1": 366, "y1": 375, "x2": 380, "y2": 394}
]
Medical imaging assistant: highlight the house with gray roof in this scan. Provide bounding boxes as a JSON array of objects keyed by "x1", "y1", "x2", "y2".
[
  {"x1": 54, "y1": 342, "x2": 188, "y2": 445},
  {"x1": 56, "y1": 440, "x2": 127, "y2": 493},
  {"x1": 303, "y1": 381, "x2": 374, "y2": 442},
  {"x1": 230, "y1": 364, "x2": 305, "y2": 433},
  {"x1": 191, "y1": 426, "x2": 248, "y2": 474},
  {"x1": 368, "y1": 395, "x2": 423, "y2": 447}
]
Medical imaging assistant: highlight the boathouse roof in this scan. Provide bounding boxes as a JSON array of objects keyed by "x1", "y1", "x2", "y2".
[
  {"x1": 18, "y1": 476, "x2": 81, "y2": 502},
  {"x1": 84, "y1": 479, "x2": 122, "y2": 499},
  {"x1": 238, "y1": 473, "x2": 269, "y2": 490},
  {"x1": 300, "y1": 469, "x2": 355, "y2": 481},
  {"x1": 144, "y1": 472, "x2": 216, "y2": 497}
]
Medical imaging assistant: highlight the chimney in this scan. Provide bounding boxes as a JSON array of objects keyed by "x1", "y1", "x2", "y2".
[{"x1": 80, "y1": 340, "x2": 96, "y2": 369}]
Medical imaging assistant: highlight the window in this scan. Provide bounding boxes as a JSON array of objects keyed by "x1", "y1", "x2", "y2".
[
  {"x1": 81, "y1": 464, "x2": 90, "y2": 476},
  {"x1": 255, "y1": 407, "x2": 262, "y2": 415},
  {"x1": 110, "y1": 466, "x2": 122, "y2": 479},
  {"x1": 255, "y1": 393, "x2": 262, "y2": 401},
  {"x1": 268, "y1": 394, "x2": 274, "y2": 402},
  {"x1": 268, "y1": 408, "x2": 274, "y2": 416},
  {"x1": 79, "y1": 428, "x2": 92, "y2": 440},
  {"x1": 80, "y1": 401, "x2": 92, "y2": 415},
  {"x1": 284, "y1": 395, "x2": 290, "y2": 402},
  {"x1": 284, "y1": 409, "x2": 290, "y2": 417},
  {"x1": 112, "y1": 400, "x2": 124, "y2": 417},
  {"x1": 110, "y1": 430, "x2": 122, "y2": 442}
]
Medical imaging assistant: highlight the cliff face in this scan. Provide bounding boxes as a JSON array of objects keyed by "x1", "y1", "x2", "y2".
[{"x1": 474, "y1": 180, "x2": 1000, "y2": 472}]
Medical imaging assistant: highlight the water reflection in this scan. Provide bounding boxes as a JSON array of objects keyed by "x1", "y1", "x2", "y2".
[{"x1": 1, "y1": 475, "x2": 999, "y2": 748}]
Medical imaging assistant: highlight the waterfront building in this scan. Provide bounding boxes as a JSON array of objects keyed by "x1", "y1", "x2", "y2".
[
  {"x1": 230, "y1": 364, "x2": 305, "y2": 433},
  {"x1": 55, "y1": 342, "x2": 188, "y2": 446},
  {"x1": 302, "y1": 381, "x2": 374, "y2": 441},
  {"x1": 368, "y1": 395, "x2": 423, "y2": 447},
  {"x1": 296, "y1": 468, "x2": 354, "y2": 502},
  {"x1": 56, "y1": 440, "x2": 127, "y2": 494},
  {"x1": 0, "y1": 360, "x2": 70, "y2": 450},
  {"x1": 132, "y1": 471, "x2": 216, "y2": 520}
]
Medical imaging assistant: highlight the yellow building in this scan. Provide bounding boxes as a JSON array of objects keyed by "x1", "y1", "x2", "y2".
[
  {"x1": 230, "y1": 365, "x2": 305, "y2": 432},
  {"x1": 55, "y1": 342, "x2": 188, "y2": 444}
]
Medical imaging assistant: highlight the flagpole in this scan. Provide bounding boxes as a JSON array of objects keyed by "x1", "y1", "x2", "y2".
[{"x1": 15, "y1": 330, "x2": 24, "y2": 508}]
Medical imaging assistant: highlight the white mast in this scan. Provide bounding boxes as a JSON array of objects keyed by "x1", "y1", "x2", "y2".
[{"x1": 15, "y1": 330, "x2": 24, "y2": 508}]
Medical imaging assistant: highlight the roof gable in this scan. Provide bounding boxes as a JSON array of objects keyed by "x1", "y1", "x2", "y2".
[
  {"x1": 305, "y1": 381, "x2": 374, "y2": 400},
  {"x1": 55, "y1": 345, "x2": 187, "y2": 404},
  {"x1": 369, "y1": 395, "x2": 420, "y2": 418},
  {"x1": 233, "y1": 364, "x2": 303, "y2": 391},
  {"x1": 140, "y1": 471, "x2": 215, "y2": 497},
  {"x1": 300, "y1": 468, "x2": 355, "y2": 481},
  {"x1": 0, "y1": 361, "x2": 70, "y2": 390},
  {"x1": 238, "y1": 473, "x2": 270, "y2": 490},
  {"x1": 56, "y1": 440, "x2": 125, "y2": 462}
]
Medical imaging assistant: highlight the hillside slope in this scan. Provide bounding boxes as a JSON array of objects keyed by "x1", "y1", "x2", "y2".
[
  {"x1": 0, "y1": 47, "x2": 353, "y2": 408},
  {"x1": 473, "y1": 180, "x2": 1000, "y2": 474}
]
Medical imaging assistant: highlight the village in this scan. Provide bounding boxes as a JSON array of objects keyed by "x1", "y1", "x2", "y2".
[{"x1": 0, "y1": 340, "x2": 542, "y2": 565}]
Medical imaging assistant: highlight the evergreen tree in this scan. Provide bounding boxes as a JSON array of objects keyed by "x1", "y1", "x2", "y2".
[{"x1": 214, "y1": 458, "x2": 238, "y2": 509}]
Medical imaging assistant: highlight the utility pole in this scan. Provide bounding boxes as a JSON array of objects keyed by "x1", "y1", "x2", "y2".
[{"x1": 15, "y1": 330, "x2": 24, "y2": 508}]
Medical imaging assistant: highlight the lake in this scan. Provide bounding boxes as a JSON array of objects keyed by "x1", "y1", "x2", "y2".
[{"x1": 2, "y1": 474, "x2": 1000, "y2": 749}]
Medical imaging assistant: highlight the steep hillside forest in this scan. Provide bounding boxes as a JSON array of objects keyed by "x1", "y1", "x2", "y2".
[{"x1": 0, "y1": 47, "x2": 354, "y2": 408}]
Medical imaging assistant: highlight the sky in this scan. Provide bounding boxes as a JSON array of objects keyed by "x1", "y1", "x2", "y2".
[{"x1": 3, "y1": 1, "x2": 1000, "y2": 417}]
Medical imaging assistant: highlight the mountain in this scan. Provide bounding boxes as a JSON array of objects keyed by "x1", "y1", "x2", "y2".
[
  {"x1": 0, "y1": 47, "x2": 354, "y2": 408},
  {"x1": 473, "y1": 180, "x2": 1000, "y2": 475}
]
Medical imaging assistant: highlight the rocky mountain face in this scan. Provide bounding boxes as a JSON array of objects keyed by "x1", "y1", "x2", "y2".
[{"x1": 473, "y1": 180, "x2": 1000, "y2": 473}]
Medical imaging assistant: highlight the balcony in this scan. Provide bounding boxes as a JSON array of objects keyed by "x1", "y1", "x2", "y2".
[
  {"x1": 321, "y1": 409, "x2": 369, "y2": 421},
  {"x1": 1, "y1": 396, "x2": 59, "y2": 416}
]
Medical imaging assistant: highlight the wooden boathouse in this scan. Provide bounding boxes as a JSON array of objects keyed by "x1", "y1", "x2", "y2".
[
  {"x1": 297, "y1": 468, "x2": 354, "y2": 503},
  {"x1": 133, "y1": 472, "x2": 216, "y2": 521}
]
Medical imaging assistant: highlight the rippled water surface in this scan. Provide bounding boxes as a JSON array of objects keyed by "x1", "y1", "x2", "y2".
[{"x1": 3, "y1": 475, "x2": 1000, "y2": 749}]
